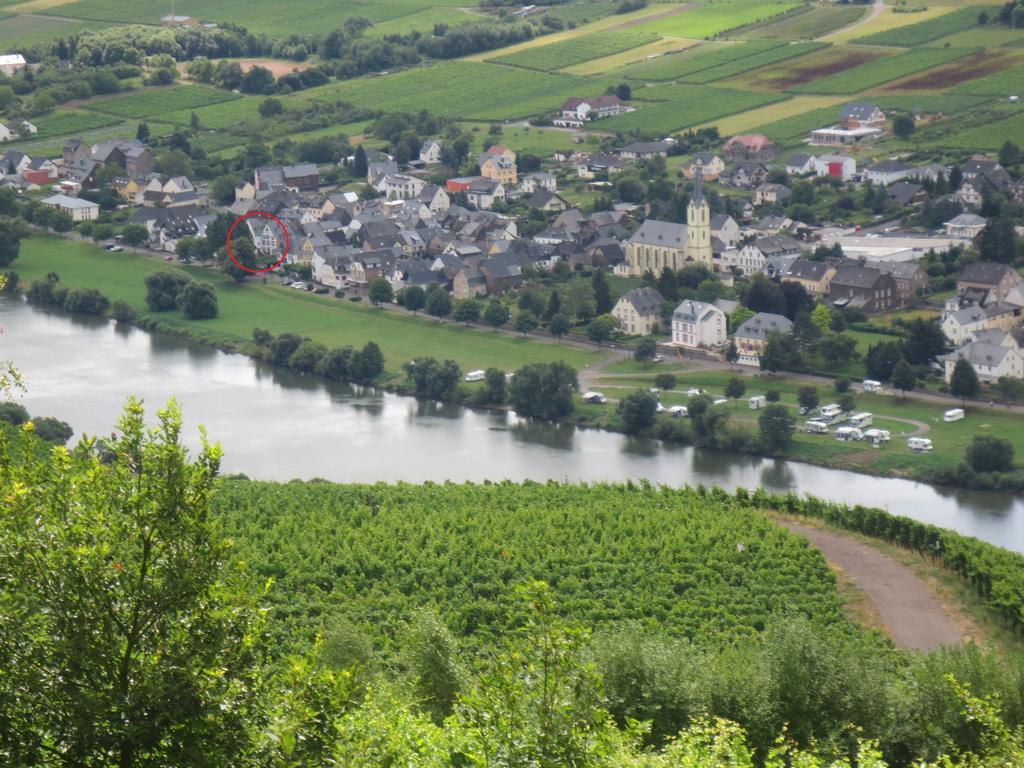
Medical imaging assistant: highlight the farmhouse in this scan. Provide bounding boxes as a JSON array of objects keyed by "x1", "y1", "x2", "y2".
[
  {"x1": 615, "y1": 141, "x2": 672, "y2": 160},
  {"x1": 612, "y1": 287, "x2": 665, "y2": 336},
  {"x1": 671, "y1": 299, "x2": 727, "y2": 349},
  {"x1": 865, "y1": 159, "x2": 915, "y2": 186},
  {"x1": 419, "y1": 139, "x2": 442, "y2": 165},
  {"x1": 957, "y1": 262, "x2": 1024, "y2": 305},
  {"x1": 479, "y1": 145, "x2": 517, "y2": 185},
  {"x1": 0, "y1": 54, "x2": 27, "y2": 77},
  {"x1": 781, "y1": 258, "x2": 836, "y2": 297},
  {"x1": 785, "y1": 153, "x2": 816, "y2": 176},
  {"x1": 554, "y1": 95, "x2": 634, "y2": 128},
  {"x1": 829, "y1": 265, "x2": 896, "y2": 313},
  {"x1": 722, "y1": 134, "x2": 776, "y2": 162},
  {"x1": 91, "y1": 139, "x2": 156, "y2": 177},
  {"x1": 734, "y1": 312, "x2": 793, "y2": 367},
  {"x1": 681, "y1": 153, "x2": 724, "y2": 180},
  {"x1": 255, "y1": 163, "x2": 319, "y2": 192},
  {"x1": 41, "y1": 193, "x2": 99, "y2": 222}
]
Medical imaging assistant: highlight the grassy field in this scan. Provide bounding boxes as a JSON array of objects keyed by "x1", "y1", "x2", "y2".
[
  {"x1": 691, "y1": 94, "x2": 846, "y2": 136},
  {"x1": 14, "y1": 237, "x2": 603, "y2": 375},
  {"x1": 296, "y1": 61, "x2": 611, "y2": 121},
  {"x1": 673, "y1": 41, "x2": 828, "y2": 85},
  {"x1": 465, "y1": 124, "x2": 580, "y2": 156},
  {"x1": 855, "y1": 5, "x2": 995, "y2": 47},
  {"x1": 489, "y1": 29, "x2": 659, "y2": 72},
  {"x1": 590, "y1": 369, "x2": 1024, "y2": 478},
  {"x1": 791, "y1": 46, "x2": 978, "y2": 94},
  {"x1": 0, "y1": 13, "x2": 103, "y2": 46},
  {"x1": 823, "y1": 5, "x2": 957, "y2": 43},
  {"x1": 600, "y1": 85, "x2": 786, "y2": 134},
  {"x1": 615, "y1": 40, "x2": 758, "y2": 81},
  {"x1": 154, "y1": 96, "x2": 265, "y2": 130},
  {"x1": 79, "y1": 85, "x2": 242, "y2": 119},
  {"x1": 950, "y1": 64, "x2": 1024, "y2": 95},
  {"x1": 739, "y1": 5, "x2": 866, "y2": 39},
  {"x1": 639, "y1": 0, "x2": 802, "y2": 39},
  {"x1": 561, "y1": 37, "x2": 698, "y2": 76},
  {"x1": 27, "y1": 109, "x2": 122, "y2": 139},
  {"x1": 932, "y1": 108, "x2": 1024, "y2": 151}
]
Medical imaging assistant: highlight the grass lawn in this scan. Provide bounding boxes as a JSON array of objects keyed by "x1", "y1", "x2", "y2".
[
  {"x1": 590, "y1": 369, "x2": 1024, "y2": 478},
  {"x1": 14, "y1": 236, "x2": 604, "y2": 376}
]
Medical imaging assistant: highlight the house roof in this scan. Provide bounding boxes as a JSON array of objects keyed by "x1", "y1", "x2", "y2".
[
  {"x1": 940, "y1": 341, "x2": 1018, "y2": 368},
  {"x1": 869, "y1": 159, "x2": 913, "y2": 173},
  {"x1": 42, "y1": 193, "x2": 97, "y2": 209},
  {"x1": 725, "y1": 133, "x2": 773, "y2": 149},
  {"x1": 864, "y1": 260, "x2": 925, "y2": 280},
  {"x1": 832, "y1": 264, "x2": 884, "y2": 290},
  {"x1": 627, "y1": 218, "x2": 687, "y2": 247},
  {"x1": 784, "y1": 257, "x2": 832, "y2": 282},
  {"x1": 887, "y1": 181, "x2": 924, "y2": 205},
  {"x1": 945, "y1": 213, "x2": 987, "y2": 227},
  {"x1": 735, "y1": 312, "x2": 793, "y2": 340},
  {"x1": 562, "y1": 95, "x2": 622, "y2": 110},
  {"x1": 673, "y1": 299, "x2": 722, "y2": 324},
  {"x1": 841, "y1": 102, "x2": 881, "y2": 120},
  {"x1": 617, "y1": 287, "x2": 664, "y2": 316},
  {"x1": 958, "y1": 261, "x2": 1016, "y2": 286}
]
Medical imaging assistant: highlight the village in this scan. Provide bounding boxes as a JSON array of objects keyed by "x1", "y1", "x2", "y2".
[{"x1": 2, "y1": 95, "x2": 1024, "y2": 398}]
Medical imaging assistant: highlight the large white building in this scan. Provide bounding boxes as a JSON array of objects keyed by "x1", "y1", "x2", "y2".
[
  {"x1": 41, "y1": 193, "x2": 99, "y2": 222},
  {"x1": 671, "y1": 299, "x2": 726, "y2": 349}
]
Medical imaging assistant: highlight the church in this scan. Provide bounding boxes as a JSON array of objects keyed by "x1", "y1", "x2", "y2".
[{"x1": 624, "y1": 164, "x2": 713, "y2": 276}]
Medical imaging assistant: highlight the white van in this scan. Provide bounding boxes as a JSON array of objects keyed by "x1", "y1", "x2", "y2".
[
  {"x1": 668, "y1": 405, "x2": 689, "y2": 418},
  {"x1": 464, "y1": 370, "x2": 486, "y2": 382},
  {"x1": 862, "y1": 379, "x2": 882, "y2": 393},
  {"x1": 943, "y1": 408, "x2": 965, "y2": 422},
  {"x1": 836, "y1": 426, "x2": 864, "y2": 442},
  {"x1": 804, "y1": 420, "x2": 830, "y2": 434},
  {"x1": 582, "y1": 391, "x2": 607, "y2": 404},
  {"x1": 863, "y1": 428, "x2": 890, "y2": 443},
  {"x1": 748, "y1": 395, "x2": 767, "y2": 410},
  {"x1": 908, "y1": 437, "x2": 933, "y2": 452},
  {"x1": 819, "y1": 404, "x2": 843, "y2": 423},
  {"x1": 848, "y1": 412, "x2": 873, "y2": 428}
]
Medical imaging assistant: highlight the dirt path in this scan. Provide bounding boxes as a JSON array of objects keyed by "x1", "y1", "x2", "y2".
[{"x1": 779, "y1": 519, "x2": 963, "y2": 651}]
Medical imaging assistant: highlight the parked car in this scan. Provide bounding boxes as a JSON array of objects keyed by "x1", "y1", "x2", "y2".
[
  {"x1": 686, "y1": 387, "x2": 705, "y2": 397},
  {"x1": 862, "y1": 379, "x2": 882, "y2": 393},
  {"x1": 652, "y1": 354, "x2": 665, "y2": 362}
]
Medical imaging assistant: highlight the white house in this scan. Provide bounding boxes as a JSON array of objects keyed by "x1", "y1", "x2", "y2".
[
  {"x1": 0, "y1": 54, "x2": 27, "y2": 76},
  {"x1": 711, "y1": 213, "x2": 740, "y2": 248},
  {"x1": 939, "y1": 336, "x2": 1024, "y2": 383},
  {"x1": 41, "y1": 193, "x2": 99, "y2": 222},
  {"x1": 814, "y1": 154, "x2": 857, "y2": 181},
  {"x1": 375, "y1": 173, "x2": 426, "y2": 201},
  {"x1": 419, "y1": 139, "x2": 442, "y2": 165},
  {"x1": 865, "y1": 159, "x2": 915, "y2": 186},
  {"x1": 943, "y1": 213, "x2": 987, "y2": 239},
  {"x1": 721, "y1": 242, "x2": 766, "y2": 276},
  {"x1": 519, "y1": 171, "x2": 557, "y2": 195},
  {"x1": 0, "y1": 123, "x2": 13, "y2": 144},
  {"x1": 465, "y1": 178, "x2": 505, "y2": 210},
  {"x1": 554, "y1": 95, "x2": 634, "y2": 128},
  {"x1": 785, "y1": 153, "x2": 816, "y2": 176},
  {"x1": 941, "y1": 303, "x2": 1021, "y2": 345},
  {"x1": 671, "y1": 299, "x2": 727, "y2": 349},
  {"x1": 734, "y1": 312, "x2": 794, "y2": 367},
  {"x1": 612, "y1": 287, "x2": 665, "y2": 336}
]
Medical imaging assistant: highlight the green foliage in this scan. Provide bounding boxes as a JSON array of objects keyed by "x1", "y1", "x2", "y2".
[
  {"x1": 892, "y1": 359, "x2": 917, "y2": 395},
  {"x1": 634, "y1": 336, "x2": 657, "y2": 361},
  {"x1": 403, "y1": 356, "x2": 462, "y2": 400},
  {"x1": 618, "y1": 388, "x2": 659, "y2": 433},
  {"x1": 509, "y1": 361, "x2": 578, "y2": 419},
  {"x1": 725, "y1": 376, "x2": 747, "y2": 401},
  {"x1": 950, "y1": 357, "x2": 980, "y2": 404},
  {"x1": 0, "y1": 218, "x2": 30, "y2": 268},
  {"x1": 81, "y1": 84, "x2": 241, "y2": 119},
  {"x1": 758, "y1": 403, "x2": 795, "y2": 450},
  {"x1": 490, "y1": 30, "x2": 658, "y2": 71},
  {"x1": 600, "y1": 86, "x2": 785, "y2": 135},
  {"x1": 180, "y1": 280, "x2": 219, "y2": 320},
  {"x1": 965, "y1": 434, "x2": 1015, "y2": 473},
  {"x1": 144, "y1": 269, "x2": 191, "y2": 311},
  {"x1": 368, "y1": 277, "x2": 394, "y2": 306},
  {"x1": 793, "y1": 47, "x2": 978, "y2": 94},
  {"x1": 654, "y1": 373, "x2": 677, "y2": 391},
  {"x1": 856, "y1": 6, "x2": 991, "y2": 46},
  {"x1": 587, "y1": 314, "x2": 617, "y2": 345}
]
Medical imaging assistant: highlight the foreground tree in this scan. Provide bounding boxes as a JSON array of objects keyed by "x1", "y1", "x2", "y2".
[
  {"x1": 891, "y1": 359, "x2": 916, "y2": 396},
  {"x1": 618, "y1": 389, "x2": 659, "y2": 433},
  {"x1": 403, "y1": 285, "x2": 426, "y2": 315},
  {"x1": 368, "y1": 277, "x2": 394, "y2": 307},
  {"x1": 797, "y1": 385, "x2": 819, "y2": 413},
  {"x1": 508, "y1": 361, "x2": 578, "y2": 420},
  {"x1": 966, "y1": 434, "x2": 1015, "y2": 473},
  {"x1": 0, "y1": 217, "x2": 30, "y2": 267},
  {"x1": 724, "y1": 376, "x2": 746, "y2": 406},
  {"x1": 0, "y1": 400, "x2": 262, "y2": 767},
  {"x1": 950, "y1": 357, "x2": 980, "y2": 405},
  {"x1": 634, "y1": 336, "x2": 657, "y2": 362},
  {"x1": 759, "y1": 403, "x2": 796, "y2": 451},
  {"x1": 484, "y1": 299, "x2": 508, "y2": 331},
  {"x1": 180, "y1": 280, "x2": 219, "y2": 320}
]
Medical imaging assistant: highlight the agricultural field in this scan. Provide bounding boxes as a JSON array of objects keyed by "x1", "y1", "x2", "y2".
[
  {"x1": 155, "y1": 96, "x2": 265, "y2": 130},
  {"x1": 617, "y1": 39, "x2": 785, "y2": 82},
  {"x1": 599, "y1": 85, "x2": 787, "y2": 134},
  {"x1": 950, "y1": 64, "x2": 1024, "y2": 95},
  {"x1": 13, "y1": 0, "x2": 463, "y2": 36},
  {"x1": 639, "y1": 0, "x2": 802, "y2": 39},
  {"x1": 691, "y1": 94, "x2": 846, "y2": 135},
  {"x1": 823, "y1": 4, "x2": 958, "y2": 43},
  {"x1": 214, "y1": 481, "x2": 846, "y2": 649},
  {"x1": 79, "y1": 85, "x2": 242, "y2": 119},
  {"x1": 489, "y1": 30, "x2": 660, "y2": 72},
  {"x1": 855, "y1": 5, "x2": 994, "y2": 47},
  {"x1": 465, "y1": 124, "x2": 581, "y2": 157},
  {"x1": 739, "y1": 5, "x2": 867, "y2": 40},
  {"x1": 791, "y1": 46, "x2": 977, "y2": 94},
  {"x1": 297, "y1": 61, "x2": 611, "y2": 121},
  {"x1": 674, "y1": 41, "x2": 828, "y2": 85},
  {"x1": 932, "y1": 107, "x2": 1024, "y2": 151},
  {"x1": 740, "y1": 44, "x2": 887, "y2": 90},
  {"x1": 0, "y1": 13, "x2": 103, "y2": 47},
  {"x1": 27, "y1": 108, "x2": 122, "y2": 139},
  {"x1": 562, "y1": 38, "x2": 697, "y2": 76},
  {"x1": 883, "y1": 50, "x2": 1024, "y2": 91}
]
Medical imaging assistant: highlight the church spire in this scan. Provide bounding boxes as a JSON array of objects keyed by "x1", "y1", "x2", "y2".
[{"x1": 694, "y1": 159, "x2": 703, "y2": 207}]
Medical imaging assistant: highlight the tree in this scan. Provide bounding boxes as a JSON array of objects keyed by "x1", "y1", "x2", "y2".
[
  {"x1": 543, "y1": 289, "x2": 561, "y2": 322},
  {"x1": 965, "y1": 435, "x2": 1015, "y2": 473},
  {"x1": 654, "y1": 373, "x2": 676, "y2": 390},
  {"x1": 259, "y1": 97, "x2": 284, "y2": 118},
  {"x1": 950, "y1": 357, "x2": 980, "y2": 405},
  {"x1": 724, "y1": 376, "x2": 746, "y2": 405},
  {"x1": 0, "y1": 217, "x2": 30, "y2": 267},
  {"x1": 759, "y1": 403, "x2": 795, "y2": 450},
  {"x1": 798, "y1": 385, "x2": 819, "y2": 412},
  {"x1": 119, "y1": 224, "x2": 149, "y2": 247},
  {"x1": 592, "y1": 270, "x2": 613, "y2": 314},
  {"x1": 349, "y1": 340, "x2": 385, "y2": 383},
  {"x1": 819, "y1": 333, "x2": 858, "y2": 364},
  {"x1": 144, "y1": 270, "x2": 191, "y2": 311},
  {"x1": 368, "y1": 277, "x2": 394, "y2": 306},
  {"x1": 404, "y1": 285, "x2": 426, "y2": 314},
  {"x1": 586, "y1": 314, "x2": 617, "y2": 346},
  {"x1": 484, "y1": 298, "x2": 508, "y2": 331},
  {"x1": 180, "y1": 281, "x2": 218, "y2": 320},
  {"x1": 483, "y1": 367, "x2": 507, "y2": 405},
  {"x1": 548, "y1": 312, "x2": 570, "y2": 340},
  {"x1": 426, "y1": 288, "x2": 452, "y2": 320},
  {"x1": 400, "y1": 608, "x2": 462, "y2": 725},
  {"x1": 811, "y1": 304, "x2": 833, "y2": 336},
  {"x1": 744, "y1": 274, "x2": 786, "y2": 315},
  {"x1": 452, "y1": 299, "x2": 481, "y2": 325},
  {"x1": 318, "y1": 346, "x2": 353, "y2": 380},
  {"x1": 0, "y1": 401, "x2": 30, "y2": 425},
  {"x1": 403, "y1": 357, "x2": 462, "y2": 400},
  {"x1": 135, "y1": 121, "x2": 150, "y2": 141},
  {"x1": 514, "y1": 310, "x2": 538, "y2": 335},
  {"x1": 634, "y1": 336, "x2": 657, "y2": 361},
  {"x1": 518, "y1": 290, "x2": 545, "y2": 316},
  {"x1": 508, "y1": 361, "x2": 578, "y2": 419},
  {"x1": 891, "y1": 359, "x2": 916, "y2": 396},
  {"x1": 837, "y1": 392, "x2": 856, "y2": 414},
  {"x1": 618, "y1": 389, "x2": 658, "y2": 433},
  {"x1": 615, "y1": 82, "x2": 632, "y2": 101},
  {"x1": 726, "y1": 341, "x2": 738, "y2": 365},
  {"x1": 765, "y1": 389, "x2": 780, "y2": 403},
  {"x1": 221, "y1": 237, "x2": 258, "y2": 282},
  {"x1": 288, "y1": 340, "x2": 327, "y2": 373},
  {"x1": 893, "y1": 113, "x2": 916, "y2": 138},
  {"x1": 998, "y1": 140, "x2": 1020, "y2": 167},
  {"x1": 978, "y1": 217, "x2": 1019, "y2": 264},
  {"x1": 0, "y1": 401, "x2": 262, "y2": 768},
  {"x1": 353, "y1": 145, "x2": 369, "y2": 179},
  {"x1": 268, "y1": 332, "x2": 303, "y2": 366},
  {"x1": 901, "y1": 318, "x2": 947, "y2": 364},
  {"x1": 760, "y1": 332, "x2": 802, "y2": 374},
  {"x1": 864, "y1": 341, "x2": 904, "y2": 381}
]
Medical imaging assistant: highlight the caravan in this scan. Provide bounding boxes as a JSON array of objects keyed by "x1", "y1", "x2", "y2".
[
  {"x1": 804, "y1": 420, "x2": 830, "y2": 434},
  {"x1": 835, "y1": 426, "x2": 864, "y2": 442},
  {"x1": 863, "y1": 428, "x2": 891, "y2": 443},
  {"x1": 862, "y1": 379, "x2": 882, "y2": 394},
  {"x1": 464, "y1": 370, "x2": 486, "y2": 382},
  {"x1": 748, "y1": 395, "x2": 767, "y2": 410},
  {"x1": 819, "y1": 403, "x2": 843, "y2": 424},
  {"x1": 848, "y1": 412, "x2": 873, "y2": 428},
  {"x1": 943, "y1": 408, "x2": 965, "y2": 423},
  {"x1": 908, "y1": 437, "x2": 933, "y2": 452}
]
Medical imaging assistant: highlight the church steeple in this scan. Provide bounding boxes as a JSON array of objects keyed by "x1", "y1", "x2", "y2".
[
  {"x1": 685, "y1": 160, "x2": 712, "y2": 267},
  {"x1": 694, "y1": 160, "x2": 703, "y2": 207}
]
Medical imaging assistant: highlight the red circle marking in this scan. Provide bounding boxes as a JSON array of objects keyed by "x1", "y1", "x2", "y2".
[{"x1": 226, "y1": 211, "x2": 290, "y2": 274}]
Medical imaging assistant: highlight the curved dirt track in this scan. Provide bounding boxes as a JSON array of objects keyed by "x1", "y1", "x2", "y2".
[{"x1": 779, "y1": 520, "x2": 963, "y2": 651}]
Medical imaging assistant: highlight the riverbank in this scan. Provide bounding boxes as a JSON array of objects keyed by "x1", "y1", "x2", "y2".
[{"x1": 8, "y1": 235, "x2": 1024, "y2": 493}]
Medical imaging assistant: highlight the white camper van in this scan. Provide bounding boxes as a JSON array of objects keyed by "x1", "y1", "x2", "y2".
[
  {"x1": 748, "y1": 395, "x2": 767, "y2": 409},
  {"x1": 819, "y1": 403, "x2": 843, "y2": 424},
  {"x1": 582, "y1": 391, "x2": 607, "y2": 404},
  {"x1": 943, "y1": 408, "x2": 965, "y2": 422},
  {"x1": 848, "y1": 412, "x2": 873, "y2": 428},
  {"x1": 804, "y1": 420, "x2": 830, "y2": 434},
  {"x1": 862, "y1": 379, "x2": 882, "y2": 393},
  {"x1": 863, "y1": 428, "x2": 890, "y2": 443},
  {"x1": 908, "y1": 437, "x2": 933, "y2": 452},
  {"x1": 464, "y1": 370, "x2": 486, "y2": 382},
  {"x1": 835, "y1": 426, "x2": 864, "y2": 442}
]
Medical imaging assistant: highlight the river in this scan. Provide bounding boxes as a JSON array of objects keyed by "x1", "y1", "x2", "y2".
[{"x1": 3, "y1": 297, "x2": 1023, "y2": 552}]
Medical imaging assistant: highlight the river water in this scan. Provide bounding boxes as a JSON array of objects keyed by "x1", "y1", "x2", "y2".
[{"x1": 3, "y1": 297, "x2": 1023, "y2": 552}]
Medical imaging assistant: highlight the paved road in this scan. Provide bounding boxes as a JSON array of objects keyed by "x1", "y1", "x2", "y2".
[{"x1": 779, "y1": 519, "x2": 963, "y2": 651}]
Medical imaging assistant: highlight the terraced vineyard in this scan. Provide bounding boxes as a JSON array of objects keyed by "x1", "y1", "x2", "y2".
[
  {"x1": 950, "y1": 64, "x2": 1024, "y2": 95},
  {"x1": 28, "y1": 109, "x2": 122, "y2": 140},
  {"x1": 489, "y1": 30, "x2": 660, "y2": 72},
  {"x1": 792, "y1": 47, "x2": 979, "y2": 94},
  {"x1": 214, "y1": 481, "x2": 846, "y2": 649},
  {"x1": 675, "y1": 42, "x2": 828, "y2": 85},
  {"x1": 600, "y1": 85, "x2": 787, "y2": 134},
  {"x1": 79, "y1": 85, "x2": 242, "y2": 119},
  {"x1": 641, "y1": 0, "x2": 802, "y2": 39},
  {"x1": 740, "y1": 5, "x2": 867, "y2": 39},
  {"x1": 618, "y1": 40, "x2": 786, "y2": 82},
  {"x1": 856, "y1": 5, "x2": 995, "y2": 47}
]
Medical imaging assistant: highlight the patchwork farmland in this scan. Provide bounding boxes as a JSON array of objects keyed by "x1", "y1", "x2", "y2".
[{"x1": 489, "y1": 30, "x2": 660, "y2": 72}]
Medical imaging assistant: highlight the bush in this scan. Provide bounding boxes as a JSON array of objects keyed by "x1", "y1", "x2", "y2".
[
  {"x1": 288, "y1": 340, "x2": 327, "y2": 374},
  {"x1": 618, "y1": 389, "x2": 658, "y2": 433},
  {"x1": 31, "y1": 416, "x2": 73, "y2": 444},
  {"x1": 965, "y1": 435, "x2": 1015, "y2": 473},
  {"x1": 0, "y1": 401, "x2": 30, "y2": 425},
  {"x1": 653, "y1": 373, "x2": 676, "y2": 391},
  {"x1": 144, "y1": 270, "x2": 191, "y2": 312},
  {"x1": 180, "y1": 281, "x2": 219, "y2": 320},
  {"x1": 62, "y1": 288, "x2": 110, "y2": 316},
  {"x1": 110, "y1": 300, "x2": 137, "y2": 323},
  {"x1": 403, "y1": 357, "x2": 462, "y2": 401}
]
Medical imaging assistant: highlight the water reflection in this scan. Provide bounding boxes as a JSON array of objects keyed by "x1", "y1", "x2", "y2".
[
  {"x1": 761, "y1": 459, "x2": 796, "y2": 489},
  {"x1": 509, "y1": 417, "x2": 575, "y2": 451}
]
